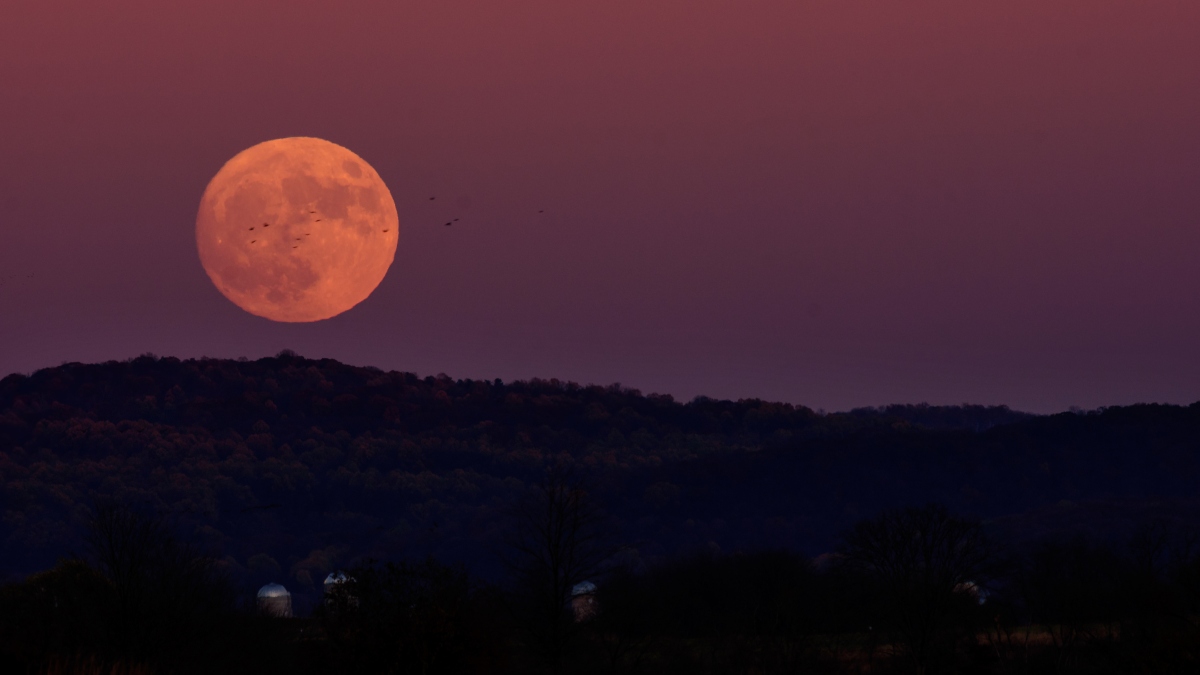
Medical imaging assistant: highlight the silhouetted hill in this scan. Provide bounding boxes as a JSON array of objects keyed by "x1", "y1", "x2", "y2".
[{"x1": 3, "y1": 353, "x2": 1199, "y2": 612}]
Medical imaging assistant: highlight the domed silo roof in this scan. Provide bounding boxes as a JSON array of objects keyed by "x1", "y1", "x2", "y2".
[
  {"x1": 324, "y1": 572, "x2": 351, "y2": 598},
  {"x1": 955, "y1": 580, "x2": 988, "y2": 605},
  {"x1": 257, "y1": 582, "x2": 293, "y2": 618},
  {"x1": 258, "y1": 582, "x2": 290, "y2": 598},
  {"x1": 570, "y1": 581, "x2": 598, "y2": 622}
]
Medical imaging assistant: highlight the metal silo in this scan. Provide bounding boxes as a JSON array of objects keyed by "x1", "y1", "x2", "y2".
[
  {"x1": 570, "y1": 580, "x2": 597, "y2": 622},
  {"x1": 257, "y1": 582, "x2": 293, "y2": 617},
  {"x1": 323, "y1": 571, "x2": 358, "y2": 606},
  {"x1": 323, "y1": 571, "x2": 349, "y2": 595}
]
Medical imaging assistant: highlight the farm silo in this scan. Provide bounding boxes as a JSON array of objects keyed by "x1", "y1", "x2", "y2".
[
  {"x1": 570, "y1": 581, "x2": 597, "y2": 622},
  {"x1": 323, "y1": 571, "x2": 349, "y2": 595},
  {"x1": 257, "y1": 582, "x2": 293, "y2": 617}
]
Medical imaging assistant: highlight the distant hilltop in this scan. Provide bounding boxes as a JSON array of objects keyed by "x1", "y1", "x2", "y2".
[
  {"x1": 0, "y1": 351, "x2": 1035, "y2": 435},
  {"x1": 3, "y1": 353, "x2": 1199, "y2": 602}
]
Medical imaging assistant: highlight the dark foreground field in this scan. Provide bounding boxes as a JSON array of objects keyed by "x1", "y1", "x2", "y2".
[{"x1": 3, "y1": 498, "x2": 1199, "y2": 675}]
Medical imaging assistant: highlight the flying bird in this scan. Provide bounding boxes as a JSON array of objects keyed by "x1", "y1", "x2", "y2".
[
  {"x1": 429, "y1": 197, "x2": 435, "y2": 200},
  {"x1": 382, "y1": 229, "x2": 389, "y2": 232}
]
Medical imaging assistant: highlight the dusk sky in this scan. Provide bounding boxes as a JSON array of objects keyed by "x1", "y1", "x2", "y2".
[{"x1": 2, "y1": 0, "x2": 1199, "y2": 413}]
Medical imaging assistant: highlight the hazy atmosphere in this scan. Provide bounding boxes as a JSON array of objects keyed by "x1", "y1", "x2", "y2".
[{"x1": 4, "y1": 0, "x2": 1200, "y2": 412}]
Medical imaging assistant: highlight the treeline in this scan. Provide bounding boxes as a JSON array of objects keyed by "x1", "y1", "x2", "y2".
[
  {"x1": 4, "y1": 501, "x2": 1199, "y2": 674},
  {"x1": 590, "y1": 516, "x2": 1200, "y2": 674},
  {"x1": 845, "y1": 403, "x2": 1034, "y2": 431},
  {"x1": 0, "y1": 505, "x2": 294, "y2": 675}
]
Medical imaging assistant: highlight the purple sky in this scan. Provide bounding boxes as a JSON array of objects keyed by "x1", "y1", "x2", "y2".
[{"x1": 2, "y1": 0, "x2": 1199, "y2": 413}]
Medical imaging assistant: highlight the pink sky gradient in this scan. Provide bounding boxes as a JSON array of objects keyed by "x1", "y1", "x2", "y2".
[{"x1": 2, "y1": 0, "x2": 1199, "y2": 412}]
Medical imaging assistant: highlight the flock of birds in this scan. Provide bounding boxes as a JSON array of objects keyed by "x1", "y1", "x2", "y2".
[
  {"x1": 427, "y1": 196, "x2": 545, "y2": 226},
  {"x1": 246, "y1": 209, "x2": 323, "y2": 249},
  {"x1": 244, "y1": 198, "x2": 547, "y2": 250},
  {"x1": 0, "y1": 273, "x2": 35, "y2": 286}
]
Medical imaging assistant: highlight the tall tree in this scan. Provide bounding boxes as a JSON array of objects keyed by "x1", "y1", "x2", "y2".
[
  {"x1": 838, "y1": 504, "x2": 990, "y2": 675},
  {"x1": 503, "y1": 462, "x2": 614, "y2": 673},
  {"x1": 86, "y1": 503, "x2": 235, "y2": 669}
]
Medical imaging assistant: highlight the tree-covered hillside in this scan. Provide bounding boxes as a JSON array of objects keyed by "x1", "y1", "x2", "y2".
[{"x1": 3, "y1": 353, "x2": 1199, "y2": 612}]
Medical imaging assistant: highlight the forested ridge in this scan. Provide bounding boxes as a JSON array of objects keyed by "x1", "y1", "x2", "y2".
[{"x1": 3, "y1": 353, "x2": 1200, "y2": 611}]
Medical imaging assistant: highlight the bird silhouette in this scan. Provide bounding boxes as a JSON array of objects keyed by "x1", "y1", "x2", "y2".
[
  {"x1": 263, "y1": 223, "x2": 270, "y2": 227},
  {"x1": 250, "y1": 240, "x2": 256, "y2": 243},
  {"x1": 454, "y1": 218, "x2": 459, "y2": 222},
  {"x1": 382, "y1": 229, "x2": 389, "y2": 232},
  {"x1": 444, "y1": 222, "x2": 451, "y2": 226},
  {"x1": 429, "y1": 197, "x2": 435, "y2": 200},
  {"x1": 309, "y1": 211, "x2": 316, "y2": 214},
  {"x1": 538, "y1": 210, "x2": 544, "y2": 213},
  {"x1": 249, "y1": 227, "x2": 255, "y2": 231},
  {"x1": 315, "y1": 219, "x2": 321, "y2": 222}
]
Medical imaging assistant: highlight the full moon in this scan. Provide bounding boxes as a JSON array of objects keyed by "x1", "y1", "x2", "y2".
[{"x1": 196, "y1": 137, "x2": 398, "y2": 322}]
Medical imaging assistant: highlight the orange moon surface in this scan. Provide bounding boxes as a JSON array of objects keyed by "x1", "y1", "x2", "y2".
[{"x1": 196, "y1": 137, "x2": 398, "y2": 322}]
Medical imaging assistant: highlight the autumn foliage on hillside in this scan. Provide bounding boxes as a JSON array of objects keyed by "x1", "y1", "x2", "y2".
[
  {"x1": 1, "y1": 353, "x2": 835, "y2": 582},
  {"x1": 3, "y1": 352, "x2": 1200, "y2": 610}
]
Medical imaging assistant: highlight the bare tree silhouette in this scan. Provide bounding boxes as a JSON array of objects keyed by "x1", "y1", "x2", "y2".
[
  {"x1": 86, "y1": 503, "x2": 235, "y2": 669},
  {"x1": 503, "y1": 462, "x2": 615, "y2": 673},
  {"x1": 838, "y1": 504, "x2": 990, "y2": 675}
]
